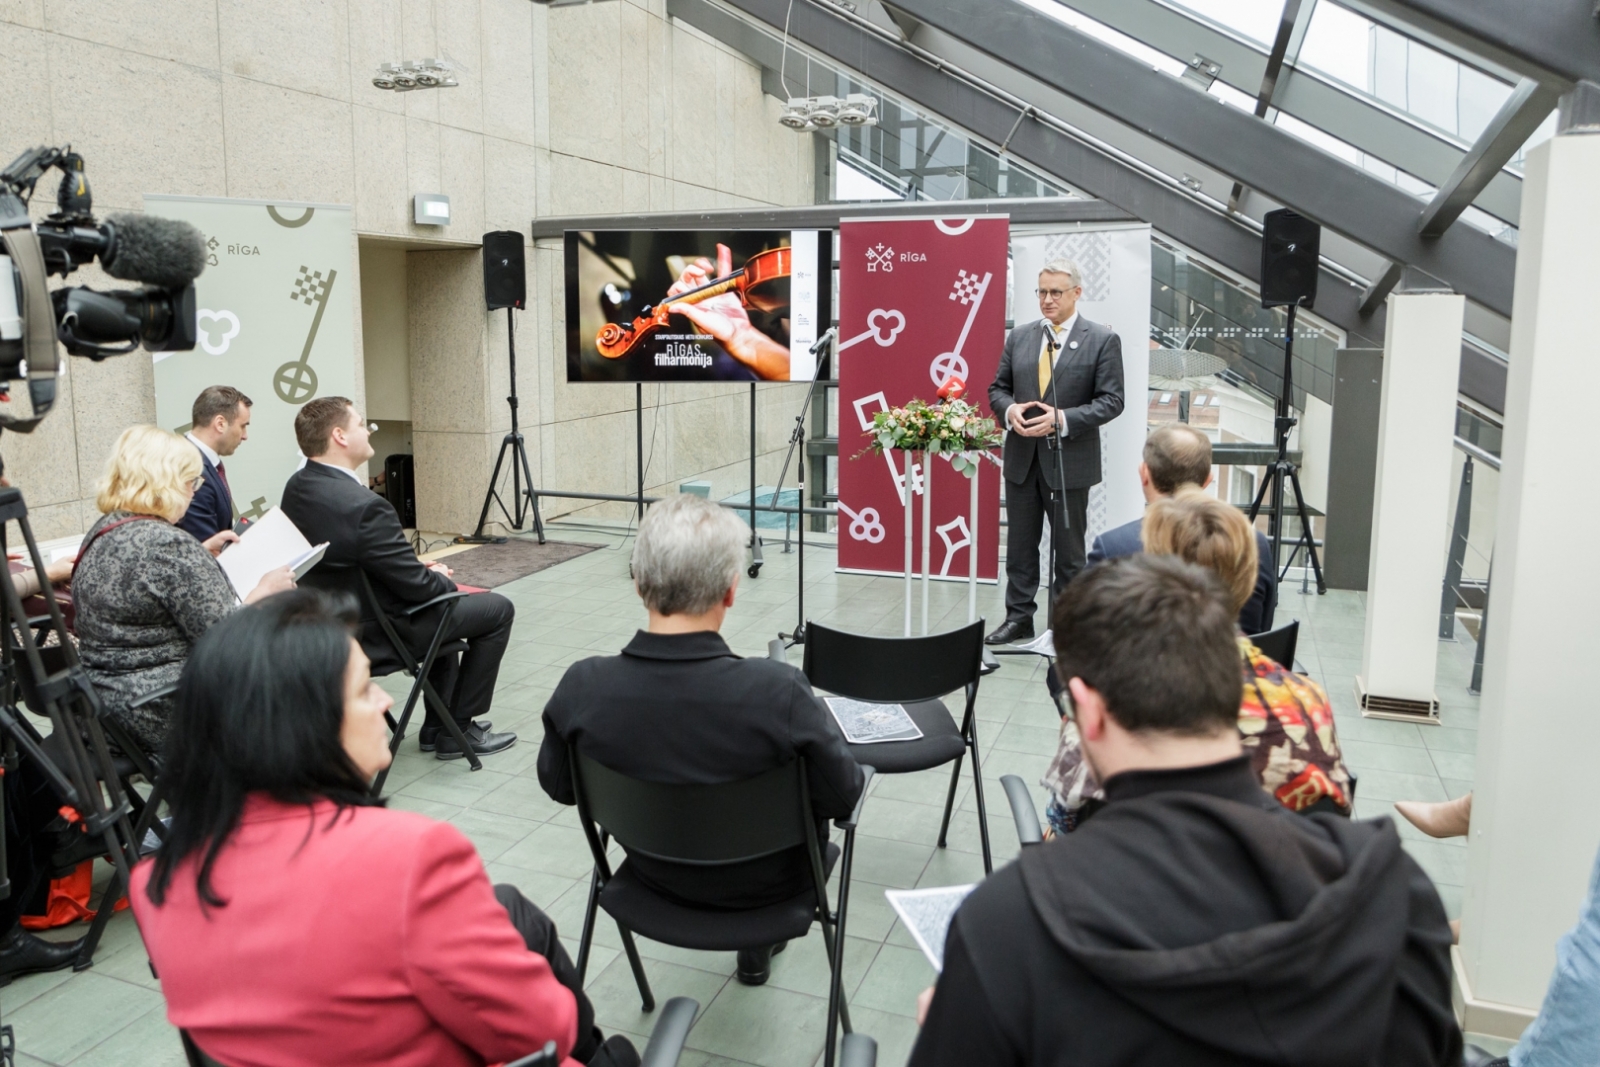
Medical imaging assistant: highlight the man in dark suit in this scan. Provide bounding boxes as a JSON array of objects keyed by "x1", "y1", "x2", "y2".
[
  {"x1": 987, "y1": 259, "x2": 1126, "y2": 645},
  {"x1": 177, "y1": 385, "x2": 251, "y2": 546},
  {"x1": 282, "y1": 397, "x2": 516, "y2": 760},
  {"x1": 537, "y1": 493, "x2": 863, "y2": 988},
  {"x1": 1087, "y1": 422, "x2": 1277, "y2": 635}
]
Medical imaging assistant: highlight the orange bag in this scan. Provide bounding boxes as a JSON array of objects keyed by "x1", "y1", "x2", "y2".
[{"x1": 20, "y1": 860, "x2": 127, "y2": 930}]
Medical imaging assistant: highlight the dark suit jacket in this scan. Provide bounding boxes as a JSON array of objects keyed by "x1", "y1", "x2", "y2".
[
  {"x1": 537, "y1": 630, "x2": 865, "y2": 910},
  {"x1": 280, "y1": 461, "x2": 454, "y2": 660},
  {"x1": 175, "y1": 449, "x2": 233, "y2": 542},
  {"x1": 1086, "y1": 516, "x2": 1277, "y2": 633},
  {"x1": 989, "y1": 317, "x2": 1125, "y2": 490}
]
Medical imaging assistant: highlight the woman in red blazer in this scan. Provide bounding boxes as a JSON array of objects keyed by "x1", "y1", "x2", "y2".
[{"x1": 131, "y1": 590, "x2": 637, "y2": 1067}]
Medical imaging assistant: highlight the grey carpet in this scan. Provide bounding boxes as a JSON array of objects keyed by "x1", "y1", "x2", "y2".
[{"x1": 443, "y1": 539, "x2": 601, "y2": 589}]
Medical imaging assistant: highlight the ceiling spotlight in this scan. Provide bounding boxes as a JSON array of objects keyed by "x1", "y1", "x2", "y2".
[
  {"x1": 808, "y1": 95, "x2": 842, "y2": 128},
  {"x1": 780, "y1": 99, "x2": 815, "y2": 130},
  {"x1": 372, "y1": 58, "x2": 463, "y2": 93},
  {"x1": 837, "y1": 93, "x2": 878, "y2": 126},
  {"x1": 372, "y1": 63, "x2": 398, "y2": 90},
  {"x1": 391, "y1": 67, "x2": 418, "y2": 90},
  {"x1": 414, "y1": 61, "x2": 441, "y2": 88}
]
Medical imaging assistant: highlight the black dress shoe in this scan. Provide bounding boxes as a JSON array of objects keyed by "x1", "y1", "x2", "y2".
[
  {"x1": 985, "y1": 618, "x2": 1035, "y2": 645},
  {"x1": 735, "y1": 940, "x2": 788, "y2": 986},
  {"x1": 418, "y1": 719, "x2": 493, "y2": 752},
  {"x1": 0, "y1": 926, "x2": 82, "y2": 986},
  {"x1": 435, "y1": 723, "x2": 516, "y2": 760}
]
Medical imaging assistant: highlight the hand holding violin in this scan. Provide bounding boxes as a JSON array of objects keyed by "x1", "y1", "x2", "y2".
[{"x1": 666, "y1": 244, "x2": 791, "y2": 381}]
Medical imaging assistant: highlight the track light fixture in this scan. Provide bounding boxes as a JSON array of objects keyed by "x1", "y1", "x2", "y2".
[
  {"x1": 779, "y1": 93, "x2": 876, "y2": 131},
  {"x1": 372, "y1": 59, "x2": 461, "y2": 93}
]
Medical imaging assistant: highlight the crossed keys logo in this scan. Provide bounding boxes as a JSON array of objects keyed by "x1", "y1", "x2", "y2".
[
  {"x1": 275, "y1": 265, "x2": 337, "y2": 404},
  {"x1": 865, "y1": 243, "x2": 895, "y2": 273}
]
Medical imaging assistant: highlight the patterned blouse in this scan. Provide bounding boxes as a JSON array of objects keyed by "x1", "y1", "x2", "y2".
[
  {"x1": 73, "y1": 511, "x2": 239, "y2": 753},
  {"x1": 1043, "y1": 636, "x2": 1353, "y2": 835}
]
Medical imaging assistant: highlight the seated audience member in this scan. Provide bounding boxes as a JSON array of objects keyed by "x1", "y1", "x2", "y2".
[
  {"x1": 282, "y1": 397, "x2": 515, "y2": 759},
  {"x1": 909, "y1": 555, "x2": 1462, "y2": 1067},
  {"x1": 1086, "y1": 422, "x2": 1276, "y2": 633},
  {"x1": 537, "y1": 493, "x2": 864, "y2": 986},
  {"x1": 1043, "y1": 488, "x2": 1352, "y2": 834},
  {"x1": 132, "y1": 590, "x2": 638, "y2": 1067},
  {"x1": 74, "y1": 426, "x2": 293, "y2": 752},
  {"x1": 176, "y1": 384, "x2": 252, "y2": 543}
]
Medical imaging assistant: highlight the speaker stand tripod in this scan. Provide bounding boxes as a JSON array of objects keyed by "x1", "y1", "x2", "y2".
[
  {"x1": 461, "y1": 306, "x2": 546, "y2": 545},
  {"x1": 1247, "y1": 303, "x2": 1324, "y2": 595}
]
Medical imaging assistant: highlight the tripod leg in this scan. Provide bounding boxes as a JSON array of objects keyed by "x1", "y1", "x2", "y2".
[
  {"x1": 1285, "y1": 468, "x2": 1326, "y2": 595},
  {"x1": 471, "y1": 435, "x2": 516, "y2": 540},
  {"x1": 513, "y1": 433, "x2": 546, "y2": 545}
]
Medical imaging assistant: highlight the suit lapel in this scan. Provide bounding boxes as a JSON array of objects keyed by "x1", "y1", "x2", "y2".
[{"x1": 1052, "y1": 317, "x2": 1091, "y2": 379}]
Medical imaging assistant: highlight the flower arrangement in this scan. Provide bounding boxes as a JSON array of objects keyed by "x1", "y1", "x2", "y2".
[{"x1": 858, "y1": 378, "x2": 1003, "y2": 477}]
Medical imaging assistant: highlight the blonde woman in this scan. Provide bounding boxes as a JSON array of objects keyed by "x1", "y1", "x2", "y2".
[{"x1": 73, "y1": 426, "x2": 294, "y2": 752}]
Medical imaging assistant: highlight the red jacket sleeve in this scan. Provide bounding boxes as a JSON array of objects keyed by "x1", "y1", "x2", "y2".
[{"x1": 401, "y1": 822, "x2": 578, "y2": 1064}]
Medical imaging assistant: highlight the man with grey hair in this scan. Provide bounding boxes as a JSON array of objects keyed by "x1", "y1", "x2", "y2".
[
  {"x1": 536, "y1": 493, "x2": 864, "y2": 986},
  {"x1": 986, "y1": 258, "x2": 1126, "y2": 645}
]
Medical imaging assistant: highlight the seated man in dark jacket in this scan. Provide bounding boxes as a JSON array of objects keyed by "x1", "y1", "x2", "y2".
[
  {"x1": 910, "y1": 554, "x2": 1461, "y2": 1067},
  {"x1": 537, "y1": 493, "x2": 864, "y2": 987},
  {"x1": 1086, "y1": 422, "x2": 1276, "y2": 634},
  {"x1": 282, "y1": 397, "x2": 515, "y2": 760}
]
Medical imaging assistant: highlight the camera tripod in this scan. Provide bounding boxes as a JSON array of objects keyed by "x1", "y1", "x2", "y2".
[
  {"x1": 463, "y1": 306, "x2": 545, "y2": 545},
  {"x1": 1247, "y1": 303, "x2": 1325, "y2": 595}
]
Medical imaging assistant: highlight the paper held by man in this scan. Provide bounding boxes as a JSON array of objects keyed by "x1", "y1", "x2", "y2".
[{"x1": 215, "y1": 506, "x2": 326, "y2": 600}]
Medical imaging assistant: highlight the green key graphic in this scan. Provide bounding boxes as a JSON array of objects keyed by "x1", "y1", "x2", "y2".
[{"x1": 275, "y1": 265, "x2": 336, "y2": 404}]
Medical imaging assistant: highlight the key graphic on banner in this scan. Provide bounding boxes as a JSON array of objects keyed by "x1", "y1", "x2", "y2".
[
  {"x1": 853, "y1": 390, "x2": 924, "y2": 503},
  {"x1": 929, "y1": 270, "x2": 991, "y2": 388},
  {"x1": 840, "y1": 308, "x2": 906, "y2": 352},
  {"x1": 836, "y1": 501, "x2": 887, "y2": 543},
  {"x1": 936, "y1": 516, "x2": 972, "y2": 576},
  {"x1": 865, "y1": 243, "x2": 895, "y2": 272},
  {"x1": 275, "y1": 265, "x2": 337, "y2": 403}
]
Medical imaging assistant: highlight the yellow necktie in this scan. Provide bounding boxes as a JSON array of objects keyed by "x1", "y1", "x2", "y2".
[{"x1": 1038, "y1": 332, "x2": 1054, "y2": 396}]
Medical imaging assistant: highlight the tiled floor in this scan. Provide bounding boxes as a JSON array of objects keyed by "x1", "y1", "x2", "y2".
[{"x1": 2, "y1": 524, "x2": 1499, "y2": 1065}]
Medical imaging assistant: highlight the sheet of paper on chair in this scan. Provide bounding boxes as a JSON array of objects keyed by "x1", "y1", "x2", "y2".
[
  {"x1": 1015, "y1": 629, "x2": 1055, "y2": 657},
  {"x1": 885, "y1": 884, "x2": 977, "y2": 971},
  {"x1": 216, "y1": 506, "x2": 328, "y2": 599},
  {"x1": 824, "y1": 697, "x2": 923, "y2": 744}
]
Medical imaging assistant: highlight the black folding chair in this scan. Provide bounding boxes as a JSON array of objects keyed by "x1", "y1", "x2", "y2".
[
  {"x1": 1247, "y1": 619, "x2": 1299, "y2": 670},
  {"x1": 570, "y1": 751, "x2": 871, "y2": 1067},
  {"x1": 799, "y1": 619, "x2": 993, "y2": 873},
  {"x1": 181, "y1": 995, "x2": 704, "y2": 1067},
  {"x1": 315, "y1": 565, "x2": 482, "y2": 794}
]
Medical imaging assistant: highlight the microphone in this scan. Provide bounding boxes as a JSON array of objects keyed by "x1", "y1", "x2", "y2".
[
  {"x1": 808, "y1": 326, "x2": 837, "y2": 356},
  {"x1": 100, "y1": 213, "x2": 207, "y2": 288}
]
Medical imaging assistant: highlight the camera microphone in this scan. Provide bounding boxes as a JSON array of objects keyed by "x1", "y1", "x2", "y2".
[{"x1": 99, "y1": 214, "x2": 206, "y2": 288}]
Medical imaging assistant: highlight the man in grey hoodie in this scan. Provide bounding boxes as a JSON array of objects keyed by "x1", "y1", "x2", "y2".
[{"x1": 910, "y1": 554, "x2": 1461, "y2": 1067}]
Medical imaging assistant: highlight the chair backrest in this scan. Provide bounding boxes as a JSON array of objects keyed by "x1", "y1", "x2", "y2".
[
  {"x1": 1247, "y1": 619, "x2": 1299, "y2": 669},
  {"x1": 573, "y1": 752, "x2": 811, "y2": 866},
  {"x1": 802, "y1": 619, "x2": 984, "y2": 703},
  {"x1": 313, "y1": 562, "x2": 409, "y2": 675}
]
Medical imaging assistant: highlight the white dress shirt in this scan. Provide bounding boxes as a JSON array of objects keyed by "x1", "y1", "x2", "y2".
[
  {"x1": 1038, "y1": 311, "x2": 1079, "y2": 436},
  {"x1": 312, "y1": 459, "x2": 366, "y2": 485},
  {"x1": 185, "y1": 432, "x2": 220, "y2": 468}
]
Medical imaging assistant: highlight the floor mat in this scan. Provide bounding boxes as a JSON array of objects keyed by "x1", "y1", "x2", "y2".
[{"x1": 441, "y1": 539, "x2": 601, "y2": 588}]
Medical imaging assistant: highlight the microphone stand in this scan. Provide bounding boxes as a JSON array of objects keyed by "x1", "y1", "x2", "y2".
[
  {"x1": 1042, "y1": 332, "x2": 1072, "y2": 607},
  {"x1": 775, "y1": 330, "x2": 835, "y2": 647}
]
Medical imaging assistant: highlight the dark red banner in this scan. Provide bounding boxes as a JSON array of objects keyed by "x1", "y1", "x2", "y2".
[{"x1": 836, "y1": 217, "x2": 1008, "y2": 579}]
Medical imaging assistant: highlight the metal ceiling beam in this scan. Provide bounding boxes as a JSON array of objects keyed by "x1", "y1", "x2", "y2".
[
  {"x1": 1043, "y1": 0, "x2": 1523, "y2": 225},
  {"x1": 880, "y1": 0, "x2": 1515, "y2": 316},
  {"x1": 1418, "y1": 78, "x2": 1559, "y2": 236},
  {"x1": 665, "y1": 0, "x2": 1509, "y2": 413},
  {"x1": 1229, "y1": 0, "x2": 1306, "y2": 213},
  {"x1": 1341, "y1": 0, "x2": 1599, "y2": 90}
]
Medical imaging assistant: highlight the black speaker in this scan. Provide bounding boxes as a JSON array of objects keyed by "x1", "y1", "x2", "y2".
[
  {"x1": 1260, "y1": 209, "x2": 1320, "y2": 309},
  {"x1": 482, "y1": 230, "x2": 526, "y2": 310},
  {"x1": 384, "y1": 453, "x2": 416, "y2": 529}
]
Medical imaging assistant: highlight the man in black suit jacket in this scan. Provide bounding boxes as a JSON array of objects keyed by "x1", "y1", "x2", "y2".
[
  {"x1": 537, "y1": 493, "x2": 863, "y2": 987},
  {"x1": 281, "y1": 397, "x2": 516, "y2": 760},
  {"x1": 987, "y1": 259, "x2": 1125, "y2": 645},
  {"x1": 177, "y1": 385, "x2": 252, "y2": 546},
  {"x1": 1086, "y1": 422, "x2": 1276, "y2": 634}
]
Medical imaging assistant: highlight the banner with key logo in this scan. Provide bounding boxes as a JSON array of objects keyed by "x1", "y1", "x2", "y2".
[
  {"x1": 836, "y1": 216, "x2": 1007, "y2": 581},
  {"x1": 143, "y1": 195, "x2": 355, "y2": 521}
]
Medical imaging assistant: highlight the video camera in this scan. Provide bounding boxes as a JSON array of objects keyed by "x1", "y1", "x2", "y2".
[{"x1": 0, "y1": 145, "x2": 205, "y2": 432}]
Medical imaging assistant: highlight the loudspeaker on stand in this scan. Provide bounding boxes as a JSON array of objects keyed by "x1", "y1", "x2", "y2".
[{"x1": 483, "y1": 231, "x2": 526, "y2": 310}]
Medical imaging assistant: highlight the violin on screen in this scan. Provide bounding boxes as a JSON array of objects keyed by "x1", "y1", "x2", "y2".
[{"x1": 595, "y1": 243, "x2": 791, "y2": 360}]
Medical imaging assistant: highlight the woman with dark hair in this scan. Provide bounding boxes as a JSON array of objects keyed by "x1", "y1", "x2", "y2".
[{"x1": 131, "y1": 590, "x2": 637, "y2": 1067}]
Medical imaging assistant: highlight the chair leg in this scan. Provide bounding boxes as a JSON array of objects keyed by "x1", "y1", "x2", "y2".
[
  {"x1": 421, "y1": 677, "x2": 484, "y2": 774},
  {"x1": 576, "y1": 868, "x2": 602, "y2": 984},
  {"x1": 936, "y1": 750, "x2": 965, "y2": 849},
  {"x1": 74, "y1": 852, "x2": 126, "y2": 971},
  {"x1": 968, "y1": 722, "x2": 993, "y2": 875},
  {"x1": 616, "y1": 922, "x2": 656, "y2": 1013},
  {"x1": 371, "y1": 681, "x2": 426, "y2": 797},
  {"x1": 824, "y1": 826, "x2": 858, "y2": 1067}
]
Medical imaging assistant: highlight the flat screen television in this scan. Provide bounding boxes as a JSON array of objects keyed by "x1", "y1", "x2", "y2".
[{"x1": 564, "y1": 229, "x2": 831, "y2": 383}]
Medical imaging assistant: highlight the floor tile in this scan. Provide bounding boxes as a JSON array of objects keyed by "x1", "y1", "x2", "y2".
[
  {"x1": 7, "y1": 971, "x2": 165, "y2": 1064},
  {"x1": 688, "y1": 983, "x2": 833, "y2": 1067}
]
